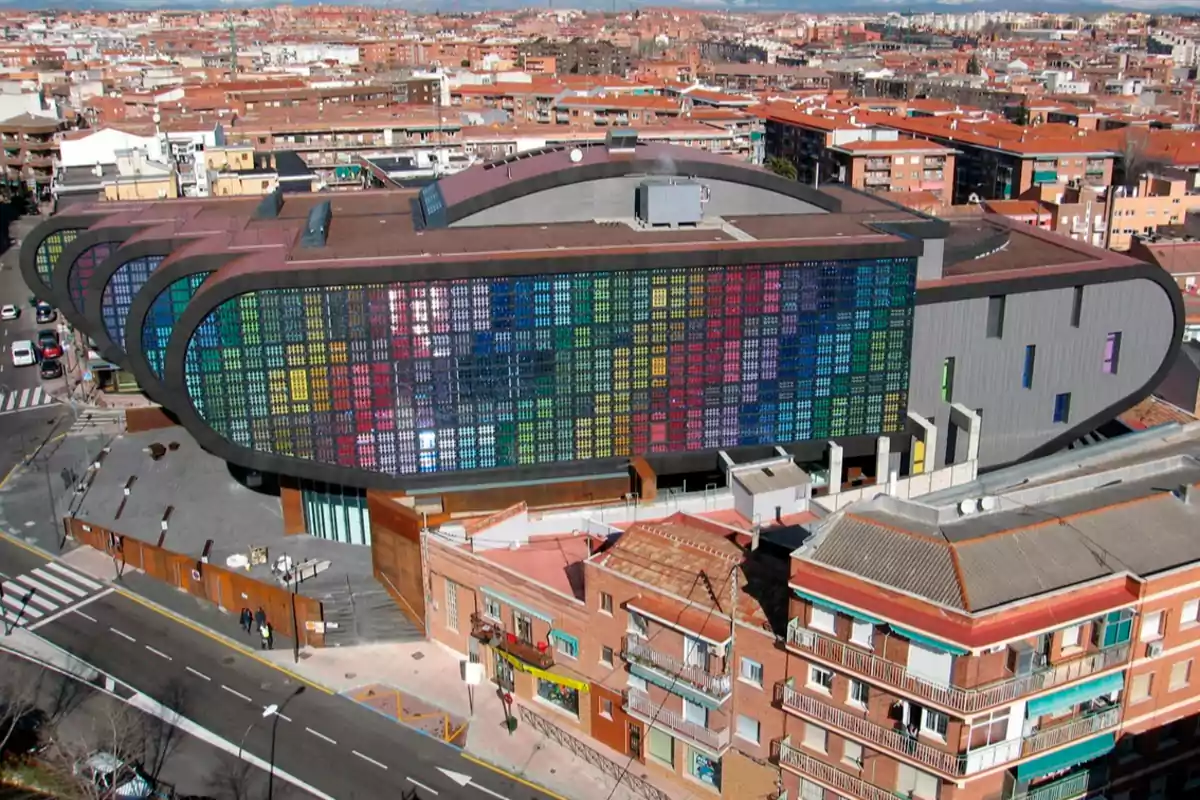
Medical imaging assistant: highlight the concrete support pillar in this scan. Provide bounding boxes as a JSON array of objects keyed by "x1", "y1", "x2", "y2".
[
  {"x1": 875, "y1": 436, "x2": 891, "y2": 489},
  {"x1": 827, "y1": 441, "x2": 844, "y2": 496},
  {"x1": 907, "y1": 411, "x2": 937, "y2": 475},
  {"x1": 950, "y1": 403, "x2": 982, "y2": 465}
]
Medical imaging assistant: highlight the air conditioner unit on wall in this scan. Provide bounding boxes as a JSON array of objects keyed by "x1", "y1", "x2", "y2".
[{"x1": 1147, "y1": 640, "x2": 1164, "y2": 658}]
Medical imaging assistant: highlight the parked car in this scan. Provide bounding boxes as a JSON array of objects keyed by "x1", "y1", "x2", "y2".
[
  {"x1": 34, "y1": 302, "x2": 56, "y2": 324},
  {"x1": 39, "y1": 358, "x2": 62, "y2": 379},
  {"x1": 10, "y1": 339, "x2": 35, "y2": 367},
  {"x1": 36, "y1": 328, "x2": 62, "y2": 359},
  {"x1": 74, "y1": 751, "x2": 155, "y2": 799},
  {"x1": 1, "y1": 304, "x2": 18, "y2": 320}
]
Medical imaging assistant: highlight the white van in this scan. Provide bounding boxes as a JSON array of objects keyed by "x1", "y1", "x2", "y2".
[{"x1": 10, "y1": 339, "x2": 35, "y2": 367}]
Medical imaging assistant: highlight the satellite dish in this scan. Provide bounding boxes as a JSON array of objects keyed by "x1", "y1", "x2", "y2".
[
  {"x1": 959, "y1": 498, "x2": 979, "y2": 516},
  {"x1": 569, "y1": 148, "x2": 583, "y2": 164},
  {"x1": 979, "y1": 496, "x2": 998, "y2": 511}
]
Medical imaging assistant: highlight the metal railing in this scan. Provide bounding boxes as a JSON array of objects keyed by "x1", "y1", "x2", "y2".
[
  {"x1": 1022, "y1": 708, "x2": 1120, "y2": 758},
  {"x1": 623, "y1": 634, "x2": 731, "y2": 699},
  {"x1": 778, "y1": 682, "x2": 964, "y2": 776},
  {"x1": 1008, "y1": 770, "x2": 1092, "y2": 800},
  {"x1": 786, "y1": 619, "x2": 1130, "y2": 714},
  {"x1": 624, "y1": 688, "x2": 730, "y2": 753},
  {"x1": 774, "y1": 739, "x2": 898, "y2": 800},
  {"x1": 469, "y1": 612, "x2": 553, "y2": 669}
]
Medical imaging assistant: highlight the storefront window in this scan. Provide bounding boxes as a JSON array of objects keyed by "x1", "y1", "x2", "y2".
[
  {"x1": 536, "y1": 678, "x2": 579, "y2": 716},
  {"x1": 687, "y1": 746, "x2": 721, "y2": 790}
]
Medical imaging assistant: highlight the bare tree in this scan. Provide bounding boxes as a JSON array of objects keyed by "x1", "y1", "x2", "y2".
[
  {"x1": 0, "y1": 657, "x2": 50, "y2": 763},
  {"x1": 1119, "y1": 128, "x2": 1166, "y2": 187}
]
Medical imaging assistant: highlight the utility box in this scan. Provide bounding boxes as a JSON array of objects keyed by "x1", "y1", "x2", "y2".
[{"x1": 635, "y1": 179, "x2": 704, "y2": 227}]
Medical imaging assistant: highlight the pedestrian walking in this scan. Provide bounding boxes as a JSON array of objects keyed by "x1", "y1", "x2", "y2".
[
  {"x1": 260, "y1": 621, "x2": 273, "y2": 650},
  {"x1": 254, "y1": 607, "x2": 266, "y2": 631},
  {"x1": 239, "y1": 607, "x2": 253, "y2": 634}
]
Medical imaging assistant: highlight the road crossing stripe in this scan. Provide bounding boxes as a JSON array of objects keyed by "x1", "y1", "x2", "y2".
[
  {"x1": 0, "y1": 592, "x2": 44, "y2": 618},
  {"x1": 10, "y1": 574, "x2": 74, "y2": 604},
  {"x1": 44, "y1": 562, "x2": 102, "y2": 590},
  {"x1": 1, "y1": 583, "x2": 56, "y2": 610},
  {"x1": 31, "y1": 567, "x2": 88, "y2": 597},
  {"x1": 30, "y1": 386, "x2": 41, "y2": 405},
  {"x1": 4, "y1": 393, "x2": 14, "y2": 411},
  {"x1": 18, "y1": 388, "x2": 28, "y2": 407}
]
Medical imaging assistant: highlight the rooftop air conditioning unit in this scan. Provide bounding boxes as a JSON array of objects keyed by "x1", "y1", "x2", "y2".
[{"x1": 635, "y1": 179, "x2": 703, "y2": 228}]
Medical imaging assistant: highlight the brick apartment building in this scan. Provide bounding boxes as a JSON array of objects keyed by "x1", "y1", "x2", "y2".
[{"x1": 421, "y1": 420, "x2": 1200, "y2": 800}]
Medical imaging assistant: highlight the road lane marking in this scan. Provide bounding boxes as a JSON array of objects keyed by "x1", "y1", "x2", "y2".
[
  {"x1": 407, "y1": 777, "x2": 438, "y2": 795},
  {"x1": 459, "y1": 754, "x2": 567, "y2": 800},
  {"x1": 305, "y1": 727, "x2": 336, "y2": 744},
  {"x1": 1, "y1": 593, "x2": 44, "y2": 617},
  {"x1": 145, "y1": 645, "x2": 172, "y2": 661},
  {"x1": 30, "y1": 567, "x2": 88, "y2": 596},
  {"x1": 44, "y1": 562, "x2": 102, "y2": 590},
  {"x1": 221, "y1": 685, "x2": 252, "y2": 703},
  {"x1": 470, "y1": 783, "x2": 509, "y2": 800},
  {"x1": 17, "y1": 389, "x2": 28, "y2": 407},
  {"x1": 10, "y1": 574, "x2": 73, "y2": 603},
  {"x1": 27, "y1": 587, "x2": 116, "y2": 630},
  {"x1": 1, "y1": 584, "x2": 55, "y2": 610},
  {"x1": 109, "y1": 627, "x2": 135, "y2": 642},
  {"x1": 351, "y1": 750, "x2": 388, "y2": 770},
  {"x1": 185, "y1": 666, "x2": 211, "y2": 681},
  {"x1": 4, "y1": 393, "x2": 15, "y2": 411}
]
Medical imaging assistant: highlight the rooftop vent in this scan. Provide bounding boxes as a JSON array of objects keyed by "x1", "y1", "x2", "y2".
[
  {"x1": 253, "y1": 188, "x2": 283, "y2": 220},
  {"x1": 299, "y1": 200, "x2": 332, "y2": 249},
  {"x1": 636, "y1": 178, "x2": 703, "y2": 228},
  {"x1": 606, "y1": 128, "x2": 638, "y2": 153}
]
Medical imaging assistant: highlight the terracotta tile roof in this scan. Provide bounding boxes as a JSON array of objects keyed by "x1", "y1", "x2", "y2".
[{"x1": 1118, "y1": 396, "x2": 1198, "y2": 431}]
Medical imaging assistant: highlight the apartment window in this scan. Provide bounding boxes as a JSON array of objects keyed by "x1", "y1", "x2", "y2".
[
  {"x1": 483, "y1": 597, "x2": 501, "y2": 621},
  {"x1": 445, "y1": 580, "x2": 459, "y2": 632},
  {"x1": 1170, "y1": 659, "x2": 1192, "y2": 691},
  {"x1": 1142, "y1": 610, "x2": 1165, "y2": 642},
  {"x1": 1130, "y1": 672, "x2": 1154, "y2": 703},
  {"x1": 1071, "y1": 286, "x2": 1084, "y2": 327},
  {"x1": 739, "y1": 657, "x2": 763, "y2": 687},
  {"x1": 1182, "y1": 599, "x2": 1200, "y2": 628},
  {"x1": 514, "y1": 611, "x2": 534, "y2": 645},
  {"x1": 802, "y1": 722, "x2": 827, "y2": 753},
  {"x1": 842, "y1": 739, "x2": 863, "y2": 769},
  {"x1": 809, "y1": 604, "x2": 836, "y2": 634},
  {"x1": 896, "y1": 763, "x2": 940, "y2": 800},
  {"x1": 1061, "y1": 624, "x2": 1082, "y2": 651},
  {"x1": 968, "y1": 708, "x2": 1010, "y2": 751},
  {"x1": 1104, "y1": 332, "x2": 1123, "y2": 374},
  {"x1": 648, "y1": 726, "x2": 674, "y2": 767},
  {"x1": 628, "y1": 673, "x2": 648, "y2": 693},
  {"x1": 1022, "y1": 345, "x2": 1036, "y2": 389},
  {"x1": 921, "y1": 708, "x2": 949, "y2": 741},
  {"x1": 986, "y1": 295, "x2": 1006, "y2": 338},
  {"x1": 850, "y1": 619, "x2": 874, "y2": 648},
  {"x1": 736, "y1": 714, "x2": 760, "y2": 745},
  {"x1": 553, "y1": 633, "x2": 578, "y2": 660},
  {"x1": 683, "y1": 698, "x2": 707, "y2": 727},
  {"x1": 599, "y1": 592, "x2": 613, "y2": 615},
  {"x1": 596, "y1": 698, "x2": 613, "y2": 720},
  {"x1": 628, "y1": 610, "x2": 648, "y2": 638},
  {"x1": 941, "y1": 356, "x2": 956, "y2": 403},
  {"x1": 808, "y1": 665, "x2": 834, "y2": 694},
  {"x1": 601, "y1": 645, "x2": 614, "y2": 667},
  {"x1": 849, "y1": 679, "x2": 869, "y2": 708},
  {"x1": 1053, "y1": 392, "x2": 1072, "y2": 424}
]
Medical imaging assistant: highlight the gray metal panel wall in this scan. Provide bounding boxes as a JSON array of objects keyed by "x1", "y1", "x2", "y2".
[
  {"x1": 452, "y1": 176, "x2": 825, "y2": 227},
  {"x1": 909, "y1": 278, "x2": 1177, "y2": 468}
]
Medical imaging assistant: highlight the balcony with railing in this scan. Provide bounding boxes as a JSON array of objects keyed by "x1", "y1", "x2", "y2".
[
  {"x1": 773, "y1": 738, "x2": 897, "y2": 800},
  {"x1": 777, "y1": 682, "x2": 1121, "y2": 779},
  {"x1": 470, "y1": 612, "x2": 554, "y2": 670},
  {"x1": 864, "y1": 173, "x2": 891, "y2": 186},
  {"x1": 785, "y1": 619, "x2": 1130, "y2": 715},
  {"x1": 624, "y1": 688, "x2": 730, "y2": 754},
  {"x1": 623, "y1": 634, "x2": 732, "y2": 701},
  {"x1": 1007, "y1": 769, "x2": 1093, "y2": 800},
  {"x1": 865, "y1": 158, "x2": 892, "y2": 170}
]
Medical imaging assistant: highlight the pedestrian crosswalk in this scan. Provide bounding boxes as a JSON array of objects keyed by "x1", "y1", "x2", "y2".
[
  {"x1": 0, "y1": 386, "x2": 58, "y2": 415},
  {"x1": 0, "y1": 561, "x2": 108, "y2": 630},
  {"x1": 69, "y1": 407, "x2": 125, "y2": 434}
]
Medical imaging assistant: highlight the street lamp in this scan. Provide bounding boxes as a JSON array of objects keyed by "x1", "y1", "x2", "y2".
[{"x1": 236, "y1": 684, "x2": 305, "y2": 800}]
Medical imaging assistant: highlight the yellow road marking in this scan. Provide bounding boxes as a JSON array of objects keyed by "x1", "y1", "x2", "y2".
[
  {"x1": 0, "y1": 430, "x2": 68, "y2": 490},
  {"x1": 460, "y1": 752, "x2": 569, "y2": 800}
]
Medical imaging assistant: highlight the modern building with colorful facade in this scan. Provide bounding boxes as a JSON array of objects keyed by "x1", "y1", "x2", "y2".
[{"x1": 19, "y1": 131, "x2": 1185, "y2": 501}]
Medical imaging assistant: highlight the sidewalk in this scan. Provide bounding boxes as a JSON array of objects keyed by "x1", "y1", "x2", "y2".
[{"x1": 259, "y1": 641, "x2": 703, "y2": 800}]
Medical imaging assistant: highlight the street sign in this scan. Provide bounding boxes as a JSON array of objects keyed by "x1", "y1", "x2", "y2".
[
  {"x1": 82, "y1": 371, "x2": 92, "y2": 382},
  {"x1": 305, "y1": 620, "x2": 326, "y2": 633},
  {"x1": 462, "y1": 661, "x2": 483, "y2": 686}
]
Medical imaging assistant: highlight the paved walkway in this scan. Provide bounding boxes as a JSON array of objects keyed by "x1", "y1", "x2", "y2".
[{"x1": 259, "y1": 641, "x2": 702, "y2": 800}]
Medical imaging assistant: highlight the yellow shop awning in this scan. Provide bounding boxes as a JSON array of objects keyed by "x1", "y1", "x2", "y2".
[{"x1": 495, "y1": 650, "x2": 590, "y2": 693}]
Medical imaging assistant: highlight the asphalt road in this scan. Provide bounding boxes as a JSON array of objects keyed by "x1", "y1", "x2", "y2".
[{"x1": 0, "y1": 536, "x2": 558, "y2": 800}]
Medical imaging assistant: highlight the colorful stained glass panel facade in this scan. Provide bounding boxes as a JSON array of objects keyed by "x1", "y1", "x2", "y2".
[
  {"x1": 36, "y1": 229, "x2": 78, "y2": 287},
  {"x1": 184, "y1": 259, "x2": 916, "y2": 477},
  {"x1": 68, "y1": 242, "x2": 116, "y2": 312},
  {"x1": 143, "y1": 272, "x2": 211, "y2": 378},
  {"x1": 101, "y1": 255, "x2": 166, "y2": 348}
]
